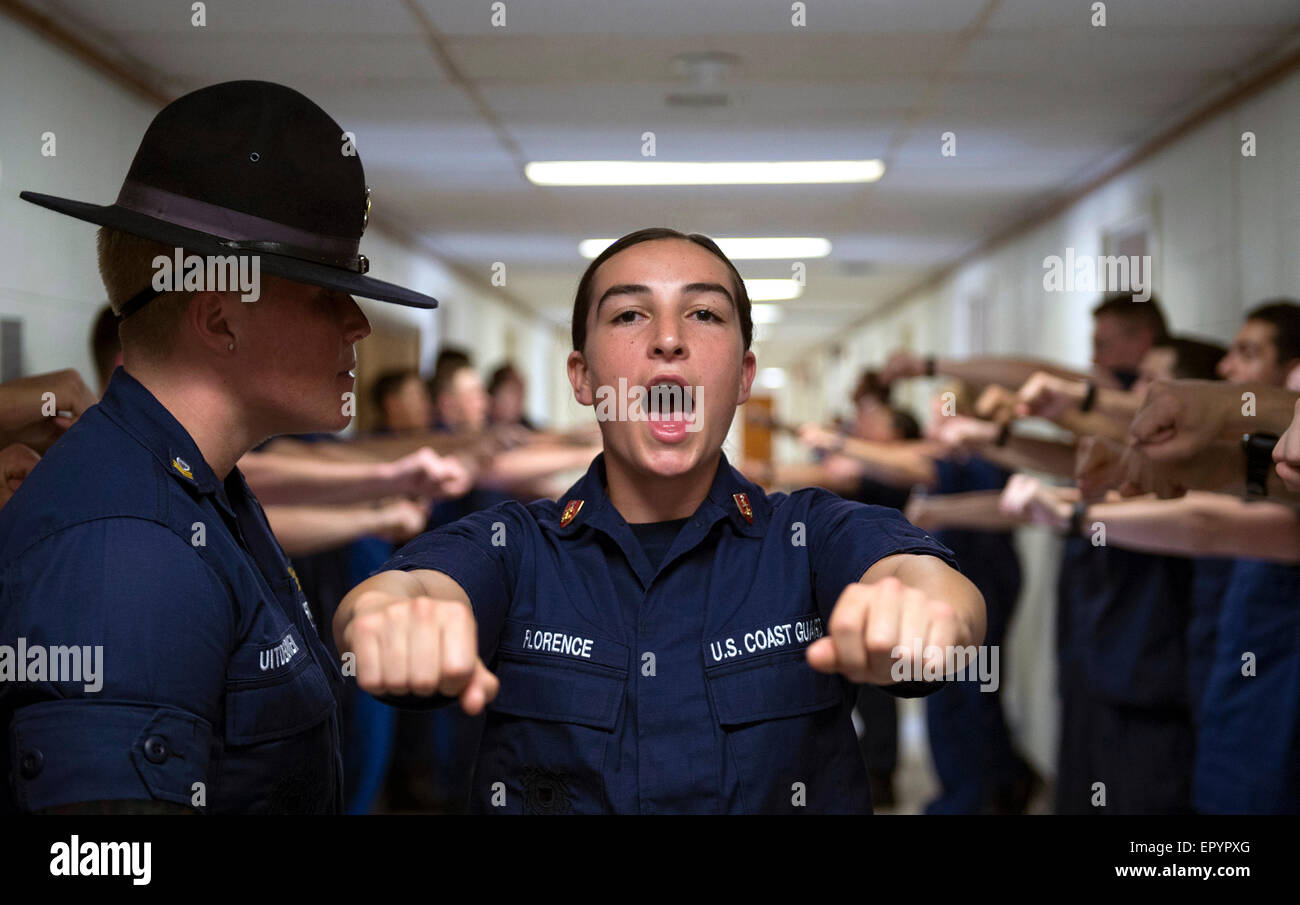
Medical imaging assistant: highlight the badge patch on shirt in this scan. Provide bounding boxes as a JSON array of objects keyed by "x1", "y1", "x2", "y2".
[
  {"x1": 559, "y1": 498, "x2": 584, "y2": 527},
  {"x1": 259, "y1": 631, "x2": 300, "y2": 672},
  {"x1": 521, "y1": 766, "x2": 573, "y2": 815},
  {"x1": 171, "y1": 456, "x2": 193, "y2": 480},
  {"x1": 705, "y1": 612, "x2": 825, "y2": 665},
  {"x1": 733, "y1": 492, "x2": 753, "y2": 524}
]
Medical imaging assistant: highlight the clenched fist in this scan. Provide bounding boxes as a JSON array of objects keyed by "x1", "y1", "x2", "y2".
[
  {"x1": 339, "y1": 591, "x2": 499, "y2": 714},
  {"x1": 0, "y1": 368, "x2": 95, "y2": 453},
  {"x1": 1016, "y1": 371, "x2": 1086, "y2": 421},
  {"x1": 806, "y1": 576, "x2": 967, "y2": 686},
  {"x1": 1075, "y1": 435, "x2": 1126, "y2": 501},
  {"x1": 393, "y1": 447, "x2": 474, "y2": 500},
  {"x1": 974, "y1": 384, "x2": 1018, "y2": 423},
  {"x1": 0, "y1": 442, "x2": 40, "y2": 509},
  {"x1": 1273, "y1": 399, "x2": 1300, "y2": 493}
]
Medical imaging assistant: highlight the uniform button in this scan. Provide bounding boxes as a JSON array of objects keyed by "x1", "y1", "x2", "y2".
[
  {"x1": 143, "y1": 736, "x2": 169, "y2": 764},
  {"x1": 19, "y1": 749, "x2": 43, "y2": 779}
]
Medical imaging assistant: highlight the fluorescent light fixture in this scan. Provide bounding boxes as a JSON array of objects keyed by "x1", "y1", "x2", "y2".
[
  {"x1": 529, "y1": 160, "x2": 884, "y2": 186},
  {"x1": 745, "y1": 279, "x2": 802, "y2": 302},
  {"x1": 579, "y1": 237, "x2": 830, "y2": 260},
  {"x1": 750, "y1": 303, "x2": 783, "y2": 324},
  {"x1": 757, "y1": 368, "x2": 787, "y2": 389}
]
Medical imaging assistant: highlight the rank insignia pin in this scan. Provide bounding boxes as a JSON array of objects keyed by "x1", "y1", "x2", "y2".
[
  {"x1": 733, "y1": 492, "x2": 753, "y2": 524},
  {"x1": 171, "y1": 457, "x2": 193, "y2": 480},
  {"x1": 560, "y1": 499, "x2": 584, "y2": 527}
]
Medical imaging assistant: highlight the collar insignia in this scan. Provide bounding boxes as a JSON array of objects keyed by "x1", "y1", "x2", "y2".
[
  {"x1": 171, "y1": 457, "x2": 193, "y2": 480},
  {"x1": 733, "y1": 492, "x2": 754, "y2": 524},
  {"x1": 560, "y1": 499, "x2": 584, "y2": 527}
]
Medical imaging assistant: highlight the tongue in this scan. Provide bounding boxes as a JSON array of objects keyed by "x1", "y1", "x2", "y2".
[{"x1": 648, "y1": 407, "x2": 688, "y2": 442}]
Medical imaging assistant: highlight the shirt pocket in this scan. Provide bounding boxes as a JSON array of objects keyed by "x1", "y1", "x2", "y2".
[
  {"x1": 704, "y1": 646, "x2": 869, "y2": 814},
  {"x1": 475, "y1": 619, "x2": 629, "y2": 813},
  {"x1": 225, "y1": 663, "x2": 334, "y2": 746},
  {"x1": 217, "y1": 624, "x2": 339, "y2": 813}
]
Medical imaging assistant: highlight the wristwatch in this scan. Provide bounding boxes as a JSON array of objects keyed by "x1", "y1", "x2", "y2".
[
  {"x1": 1079, "y1": 380, "x2": 1098, "y2": 413},
  {"x1": 1068, "y1": 500, "x2": 1088, "y2": 536},
  {"x1": 1242, "y1": 432, "x2": 1280, "y2": 498}
]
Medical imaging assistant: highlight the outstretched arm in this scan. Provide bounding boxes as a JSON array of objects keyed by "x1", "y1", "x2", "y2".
[{"x1": 806, "y1": 554, "x2": 986, "y2": 686}]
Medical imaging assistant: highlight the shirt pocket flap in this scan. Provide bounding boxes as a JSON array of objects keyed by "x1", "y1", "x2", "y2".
[
  {"x1": 707, "y1": 651, "x2": 844, "y2": 726},
  {"x1": 225, "y1": 651, "x2": 335, "y2": 746},
  {"x1": 489, "y1": 656, "x2": 627, "y2": 731},
  {"x1": 10, "y1": 701, "x2": 212, "y2": 812}
]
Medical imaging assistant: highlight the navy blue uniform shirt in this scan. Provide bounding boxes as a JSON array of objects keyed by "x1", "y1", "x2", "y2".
[
  {"x1": 0, "y1": 368, "x2": 343, "y2": 813},
  {"x1": 1056, "y1": 540, "x2": 1190, "y2": 709},
  {"x1": 1195, "y1": 558, "x2": 1300, "y2": 813},
  {"x1": 381, "y1": 451, "x2": 957, "y2": 814}
]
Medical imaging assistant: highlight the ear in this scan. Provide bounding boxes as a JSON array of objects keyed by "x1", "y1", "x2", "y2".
[
  {"x1": 735, "y1": 349, "x2": 757, "y2": 406},
  {"x1": 186, "y1": 290, "x2": 239, "y2": 355},
  {"x1": 567, "y1": 350, "x2": 594, "y2": 406}
]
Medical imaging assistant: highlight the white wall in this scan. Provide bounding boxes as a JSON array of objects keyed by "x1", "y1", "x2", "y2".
[
  {"x1": 0, "y1": 13, "x2": 561, "y2": 425},
  {"x1": 794, "y1": 66, "x2": 1300, "y2": 777}
]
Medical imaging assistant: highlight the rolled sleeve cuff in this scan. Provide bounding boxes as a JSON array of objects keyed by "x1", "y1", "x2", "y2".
[{"x1": 383, "y1": 534, "x2": 501, "y2": 621}]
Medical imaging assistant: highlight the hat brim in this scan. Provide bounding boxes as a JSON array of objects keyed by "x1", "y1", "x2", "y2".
[{"x1": 20, "y1": 190, "x2": 438, "y2": 309}]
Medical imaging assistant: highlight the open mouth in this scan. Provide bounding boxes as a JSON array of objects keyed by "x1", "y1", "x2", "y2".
[
  {"x1": 644, "y1": 375, "x2": 690, "y2": 421},
  {"x1": 641, "y1": 375, "x2": 698, "y2": 443}
]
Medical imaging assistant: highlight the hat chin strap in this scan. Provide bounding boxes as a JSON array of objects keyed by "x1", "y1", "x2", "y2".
[
  {"x1": 216, "y1": 238, "x2": 370, "y2": 274},
  {"x1": 118, "y1": 284, "x2": 164, "y2": 320}
]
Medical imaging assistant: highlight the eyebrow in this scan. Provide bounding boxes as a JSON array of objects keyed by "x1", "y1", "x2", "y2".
[{"x1": 595, "y1": 281, "x2": 735, "y2": 317}]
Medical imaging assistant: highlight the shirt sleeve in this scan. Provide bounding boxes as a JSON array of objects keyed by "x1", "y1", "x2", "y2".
[
  {"x1": 806, "y1": 488, "x2": 959, "y2": 607},
  {"x1": 932, "y1": 458, "x2": 962, "y2": 495},
  {"x1": 380, "y1": 503, "x2": 524, "y2": 642},
  {"x1": 375, "y1": 503, "x2": 525, "y2": 715},
  {"x1": 2, "y1": 518, "x2": 231, "y2": 812}
]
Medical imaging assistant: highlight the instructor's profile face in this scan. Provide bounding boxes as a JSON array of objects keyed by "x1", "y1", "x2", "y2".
[
  {"x1": 568, "y1": 238, "x2": 756, "y2": 478},
  {"x1": 233, "y1": 275, "x2": 372, "y2": 433}
]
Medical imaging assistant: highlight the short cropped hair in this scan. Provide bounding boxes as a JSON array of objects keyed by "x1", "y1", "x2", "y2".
[
  {"x1": 890, "y1": 408, "x2": 922, "y2": 441},
  {"x1": 96, "y1": 227, "x2": 192, "y2": 355},
  {"x1": 488, "y1": 363, "x2": 523, "y2": 396},
  {"x1": 851, "y1": 369, "x2": 891, "y2": 406},
  {"x1": 1245, "y1": 299, "x2": 1300, "y2": 367},
  {"x1": 1092, "y1": 292, "x2": 1169, "y2": 343},
  {"x1": 1159, "y1": 337, "x2": 1227, "y2": 381},
  {"x1": 371, "y1": 368, "x2": 420, "y2": 410},
  {"x1": 430, "y1": 347, "x2": 474, "y2": 398}
]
